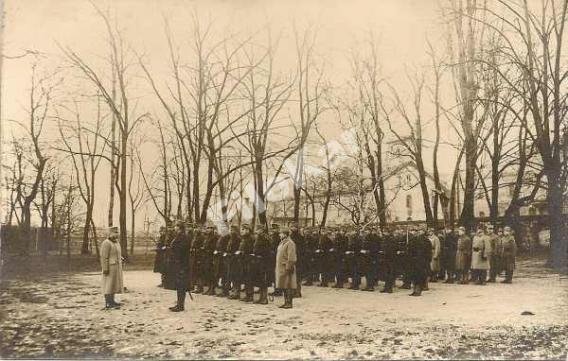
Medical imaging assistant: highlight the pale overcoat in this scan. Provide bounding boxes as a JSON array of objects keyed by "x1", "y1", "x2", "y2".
[
  {"x1": 455, "y1": 234, "x2": 472, "y2": 271},
  {"x1": 100, "y1": 238, "x2": 124, "y2": 294},
  {"x1": 429, "y1": 235, "x2": 441, "y2": 273},
  {"x1": 275, "y1": 237, "x2": 297, "y2": 289},
  {"x1": 471, "y1": 234, "x2": 491, "y2": 270}
]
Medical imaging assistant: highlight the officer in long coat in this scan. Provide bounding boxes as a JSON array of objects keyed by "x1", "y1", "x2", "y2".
[
  {"x1": 428, "y1": 229, "x2": 441, "y2": 282},
  {"x1": 318, "y1": 230, "x2": 333, "y2": 287},
  {"x1": 471, "y1": 226, "x2": 491, "y2": 285},
  {"x1": 486, "y1": 224, "x2": 500, "y2": 283},
  {"x1": 455, "y1": 226, "x2": 472, "y2": 284},
  {"x1": 346, "y1": 230, "x2": 362, "y2": 290},
  {"x1": 290, "y1": 225, "x2": 304, "y2": 297},
  {"x1": 408, "y1": 229, "x2": 432, "y2": 296},
  {"x1": 202, "y1": 226, "x2": 218, "y2": 295},
  {"x1": 269, "y1": 224, "x2": 281, "y2": 295},
  {"x1": 100, "y1": 227, "x2": 124, "y2": 309},
  {"x1": 168, "y1": 221, "x2": 190, "y2": 312},
  {"x1": 500, "y1": 226, "x2": 517, "y2": 283},
  {"x1": 275, "y1": 227, "x2": 297, "y2": 309}
]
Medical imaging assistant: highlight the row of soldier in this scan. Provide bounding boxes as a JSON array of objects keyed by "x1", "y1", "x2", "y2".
[{"x1": 154, "y1": 221, "x2": 517, "y2": 311}]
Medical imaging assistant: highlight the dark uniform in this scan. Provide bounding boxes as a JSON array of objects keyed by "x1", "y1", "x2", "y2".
[
  {"x1": 398, "y1": 230, "x2": 412, "y2": 289},
  {"x1": 378, "y1": 231, "x2": 397, "y2": 293},
  {"x1": 304, "y1": 230, "x2": 318, "y2": 286},
  {"x1": 269, "y1": 225, "x2": 281, "y2": 294},
  {"x1": 168, "y1": 223, "x2": 190, "y2": 312},
  {"x1": 331, "y1": 230, "x2": 347, "y2": 288},
  {"x1": 408, "y1": 230, "x2": 432, "y2": 296},
  {"x1": 226, "y1": 227, "x2": 242, "y2": 299},
  {"x1": 153, "y1": 228, "x2": 168, "y2": 287},
  {"x1": 318, "y1": 232, "x2": 333, "y2": 287},
  {"x1": 362, "y1": 231, "x2": 380, "y2": 290},
  {"x1": 442, "y1": 229, "x2": 458, "y2": 283},
  {"x1": 252, "y1": 228, "x2": 271, "y2": 304},
  {"x1": 189, "y1": 229, "x2": 204, "y2": 293},
  {"x1": 346, "y1": 231, "x2": 362, "y2": 290},
  {"x1": 213, "y1": 231, "x2": 230, "y2": 296},
  {"x1": 291, "y1": 228, "x2": 304, "y2": 297},
  {"x1": 500, "y1": 229, "x2": 517, "y2": 283},
  {"x1": 201, "y1": 227, "x2": 217, "y2": 295},
  {"x1": 238, "y1": 226, "x2": 255, "y2": 302}
]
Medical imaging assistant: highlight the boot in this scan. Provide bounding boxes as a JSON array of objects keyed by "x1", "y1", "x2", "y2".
[
  {"x1": 204, "y1": 284, "x2": 216, "y2": 296},
  {"x1": 254, "y1": 288, "x2": 268, "y2": 305},
  {"x1": 109, "y1": 294, "x2": 121, "y2": 307},
  {"x1": 380, "y1": 287, "x2": 393, "y2": 293},
  {"x1": 229, "y1": 288, "x2": 240, "y2": 300},
  {"x1": 410, "y1": 283, "x2": 422, "y2": 296},
  {"x1": 399, "y1": 283, "x2": 411, "y2": 290},
  {"x1": 104, "y1": 294, "x2": 113, "y2": 309},
  {"x1": 242, "y1": 290, "x2": 254, "y2": 302},
  {"x1": 170, "y1": 290, "x2": 185, "y2": 312}
]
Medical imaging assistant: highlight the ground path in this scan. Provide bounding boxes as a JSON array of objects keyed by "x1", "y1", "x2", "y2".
[{"x1": 1, "y1": 259, "x2": 567, "y2": 359}]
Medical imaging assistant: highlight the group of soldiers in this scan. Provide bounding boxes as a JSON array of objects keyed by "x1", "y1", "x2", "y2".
[{"x1": 154, "y1": 221, "x2": 518, "y2": 310}]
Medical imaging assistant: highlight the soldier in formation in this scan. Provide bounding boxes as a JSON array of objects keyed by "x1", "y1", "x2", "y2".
[{"x1": 154, "y1": 220, "x2": 519, "y2": 308}]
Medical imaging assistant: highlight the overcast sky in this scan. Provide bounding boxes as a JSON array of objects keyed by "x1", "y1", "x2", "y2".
[{"x1": 4, "y1": 0, "x2": 459, "y2": 227}]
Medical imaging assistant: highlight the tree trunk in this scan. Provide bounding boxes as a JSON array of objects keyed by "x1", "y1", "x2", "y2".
[{"x1": 81, "y1": 205, "x2": 93, "y2": 255}]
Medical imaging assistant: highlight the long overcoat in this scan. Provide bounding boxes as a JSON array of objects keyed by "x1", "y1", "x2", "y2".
[
  {"x1": 275, "y1": 237, "x2": 297, "y2": 289},
  {"x1": 471, "y1": 234, "x2": 491, "y2": 270},
  {"x1": 429, "y1": 235, "x2": 441, "y2": 273},
  {"x1": 100, "y1": 238, "x2": 124, "y2": 294},
  {"x1": 455, "y1": 234, "x2": 472, "y2": 271}
]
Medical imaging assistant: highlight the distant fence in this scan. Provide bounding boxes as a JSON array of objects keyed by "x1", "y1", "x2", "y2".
[{"x1": 0, "y1": 224, "x2": 158, "y2": 257}]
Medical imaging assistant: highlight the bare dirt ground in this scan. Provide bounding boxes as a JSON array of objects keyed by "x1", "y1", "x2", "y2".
[{"x1": 1, "y1": 258, "x2": 567, "y2": 360}]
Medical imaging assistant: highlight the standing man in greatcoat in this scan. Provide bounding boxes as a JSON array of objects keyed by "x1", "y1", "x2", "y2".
[
  {"x1": 275, "y1": 227, "x2": 297, "y2": 309},
  {"x1": 471, "y1": 226, "x2": 491, "y2": 285},
  {"x1": 100, "y1": 227, "x2": 124, "y2": 309},
  {"x1": 153, "y1": 226, "x2": 168, "y2": 287},
  {"x1": 168, "y1": 221, "x2": 190, "y2": 312},
  {"x1": 455, "y1": 226, "x2": 472, "y2": 284},
  {"x1": 500, "y1": 226, "x2": 517, "y2": 283}
]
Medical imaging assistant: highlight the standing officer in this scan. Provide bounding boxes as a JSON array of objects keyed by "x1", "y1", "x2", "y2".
[
  {"x1": 428, "y1": 228, "x2": 441, "y2": 283},
  {"x1": 486, "y1": 224, "x2": 500, "y2": 283},
  {"x1": 360, "y1": 228, "x2": 378, "y2": 291},
  {"x1": 500, "y1": 226, "x2": 517, "y2": 283},
  {"x1": 471, "y1": 225, "x2": 491, "y2": 285},
  {"x1": 304, "y1": 228, "x2": 318, "y2": 286},
  {"x1": 168, "y1": 221, "x2": 190, "y2": 312},
  {"x1": 252, "y1": 224, "x2": 271, "y2": 304},
  {"x1": 398, "y1": 227, "x2": 412, "y2": 290},
  {"x1": 408, "y1": 228, "x2": 432, "y2": 296},
  {"x1": 455, "y1": 226, "x2": 472, "y2": 284},
  {"x1": 275, "y1": 227, "x2": 297, "y2": 309},
  {"x1": 100, "y1": 227, "x2": 124, "y2": 309}
]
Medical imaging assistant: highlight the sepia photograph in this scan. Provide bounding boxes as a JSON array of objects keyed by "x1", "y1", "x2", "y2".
[{"x1": 1, "y1": 0, "x2": 567, "y2": 359}]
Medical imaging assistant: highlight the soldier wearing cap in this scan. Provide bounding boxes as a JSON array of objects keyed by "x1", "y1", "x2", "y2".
[
  {"x1": 290, "y1": 224, "x2": 304, "y2": 298},
  {"x1": 226, "y1": 225, "x2": 242, "y2": 299},
  {"x1": 275, "y1": 227, "x2": 297, "y2": 309},
  {"x1": 332, "y1": 228, "x2": 347, "y2": 288},
  {"x1": 441, "y1": 226, "x2": 458, "y2": 283},
  {"x1": 269, "y1": 223, "x2": 281, "y2": 295},
  {"x1": 304, "y1": 228, "x2": 318, "y2": 286},
  {"x1": 100, "y1": 227, "x2": 123, "y2": 309},
  {"x1": 252, "y1": 224, "x2": 271, "y2": 304},
  {"x1": 379, "y1": 229, "x2": 398, "y2": 293},
  {"x1": 471, "y1": 225, "x2": 491, "y2": 285},
  {"x1": 189, "y1": 225, "x2": 204, "y2": 293},
  {"x1": 500, "y1": 226, "x2": 517, "y2": 283},
  {"x1": 427, "y1": 228, "x2": 441, "y2": 283},
  {"x1": 486, "y1": 223, "x2": 500, "y2": 283},
  {"x1": 213, "y1": 224, "x2": 231, "y2": 297},
  {"x1": 202, "y1": 225, "x2": 218, "y2": 295},
  {"x1": 238, "y1": 223, "x2": 255, "y2": 302},
  {"x1": 168, "y1": 221, "x2": 190, "y2": 312},
  {"x1": 455, "y1": 226, "x2": 472, "y2": 284},
  {"x1": 345, "y1": 229, "x2": 362, "y2": 290},
  {"x1": 408, "y1": 227, "x2": 432, "y2": 296}
]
